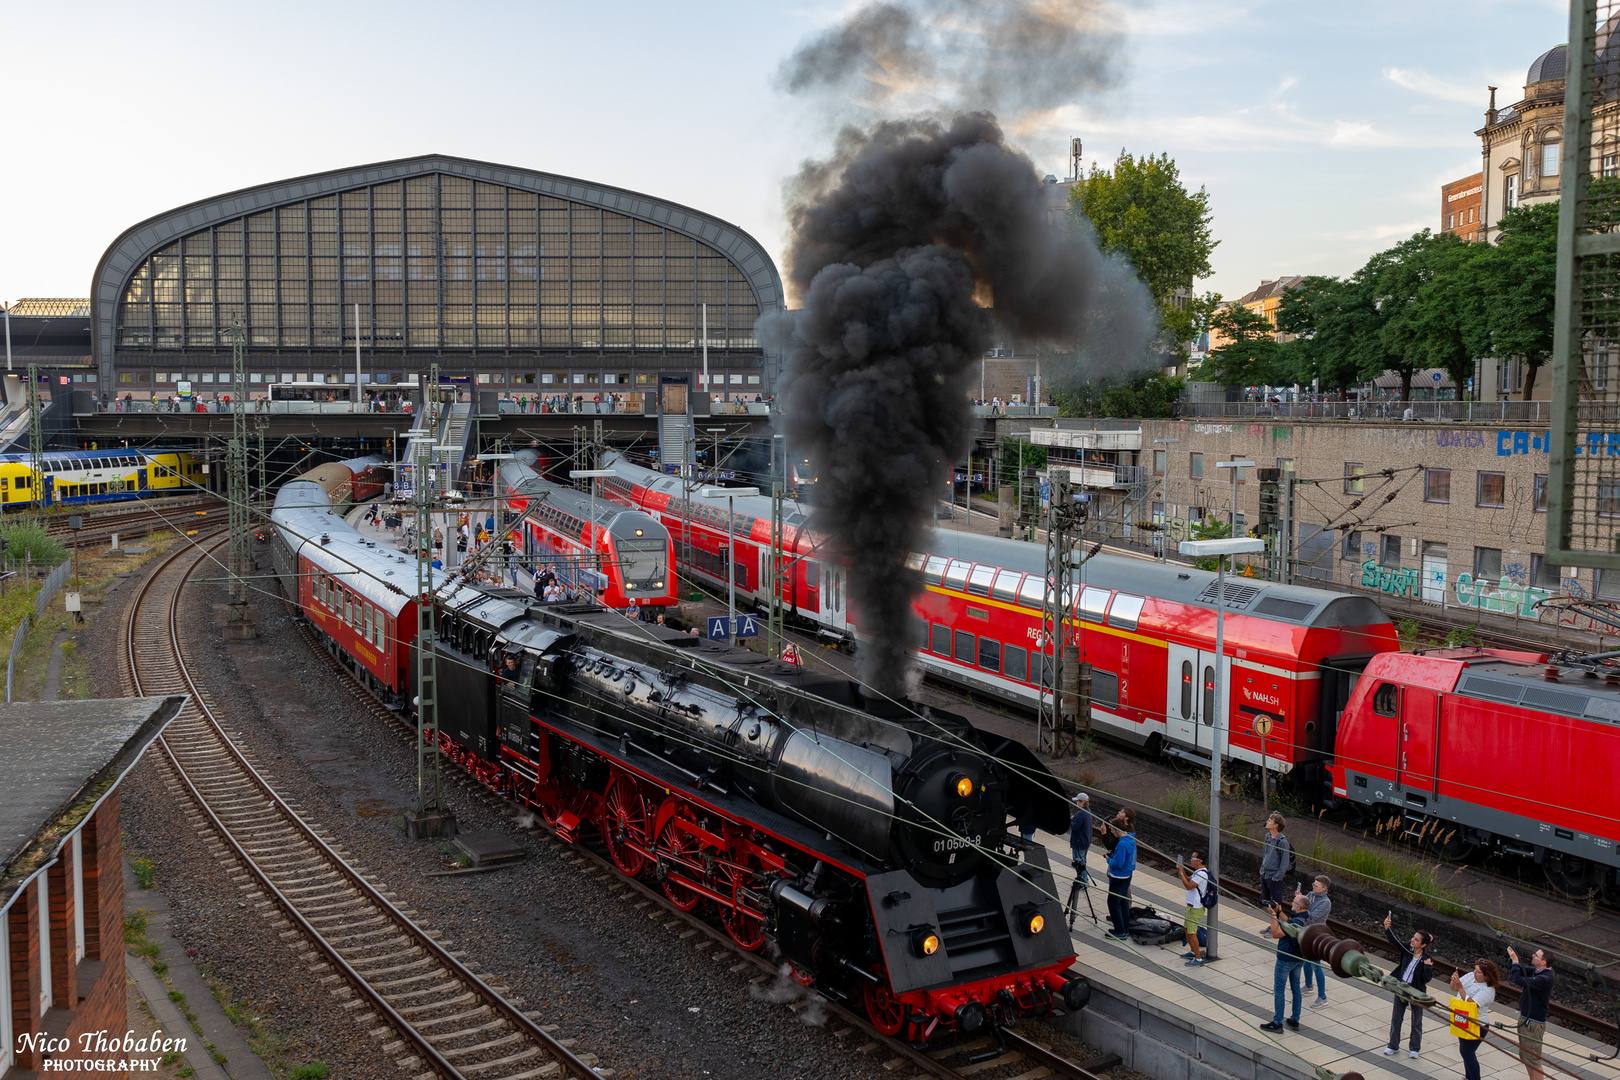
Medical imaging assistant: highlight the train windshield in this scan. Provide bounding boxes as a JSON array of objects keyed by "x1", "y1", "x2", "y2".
[{"x1": 615, "y1": 538, "x2": 667, "y2": 589}]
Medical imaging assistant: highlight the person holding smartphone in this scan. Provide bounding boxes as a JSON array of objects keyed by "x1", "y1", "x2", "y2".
[
  {"x1": 1176, "y1": 853, "x2": 1209, "y2": 966},
  {"x1": 1102, "y1": 808, "x2": 1136, "y2": 940},
  {"x1": 1383, "y1": 913, "x2": 1435, "y2": 1058}
]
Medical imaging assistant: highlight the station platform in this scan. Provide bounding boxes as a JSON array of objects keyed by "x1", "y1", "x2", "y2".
[{"x1": 1039, "y1": 830, "x2": 1612, "y2": 1080}]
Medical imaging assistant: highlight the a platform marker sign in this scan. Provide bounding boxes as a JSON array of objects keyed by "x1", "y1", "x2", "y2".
[
  {"x1": 706, "y1": 616, "x2": 732, "y2": 640},
  {"x1": 734, "y1": 614, "x2": 759, "y2": 638}
]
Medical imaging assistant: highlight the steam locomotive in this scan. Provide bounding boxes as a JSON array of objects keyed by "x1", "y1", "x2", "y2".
[{"x1": 269, "y1": 462, "x2": 1091, "y2": 1042}]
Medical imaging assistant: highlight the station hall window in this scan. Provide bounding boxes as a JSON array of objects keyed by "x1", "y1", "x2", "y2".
[
  {"x1": 1477, "y1": 471, "x2": 1505, "y2": 507},
  {"x1": 1344, "y1": 462, "x2": 1364, "y2": 495},
  {"x1": 1424, "y1": 468, "x2": 1450, "y2": 503}
]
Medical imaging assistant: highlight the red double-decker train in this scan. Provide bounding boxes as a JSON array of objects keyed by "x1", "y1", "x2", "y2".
[{"x1": 601, "y1": 452, "x2": 1398, "y2": 794}]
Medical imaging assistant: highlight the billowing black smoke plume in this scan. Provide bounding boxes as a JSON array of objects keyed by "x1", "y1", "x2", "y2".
[{"x1": 762, "y1": 110, "x2": 1158, "y2": 695}]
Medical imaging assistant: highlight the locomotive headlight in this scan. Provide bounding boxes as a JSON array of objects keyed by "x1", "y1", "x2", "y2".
[
  {"x1": 1015, "y1": 902, "x2": 1045, "y2": 937},
  {"x1": 951, "y1": 773, "x2": 974, "y2": 798},
  {"x1": 912, "y1": 927, "x2": 941, "y2": 957},
  {"x1": 1027, "y1": 913, "x2": 1046, "y2": 935}
]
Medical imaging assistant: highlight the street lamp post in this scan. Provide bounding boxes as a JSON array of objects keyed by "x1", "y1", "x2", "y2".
[
  {"x1": 702, "y1": 484, "x2": 759, "y2": 640},
  {"x1": 1176, "y1": 535, "x2": 1265, "y2": 963},
  {"x1": 571, "y1": 469, "x2": 616, "y2": 599},
  {"x1": 1220, "y1": 458, "x2": 1256, "y2": 539},
  {"x1": 1150, "y1": 438, "x2": 1179, "y2": 561}
]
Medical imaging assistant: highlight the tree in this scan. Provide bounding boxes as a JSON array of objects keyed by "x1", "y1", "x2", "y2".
[
  {"x1": 1069, "y1": 151, "x2": 1217, "y2": 356},
  {"x1": 1198, "y1": 303, "x2": 1277, "y2": 388},
  {"x1": 1052, "y1": 372, "x2": 1185, "y2": 418},
  {"x1": 1366, "y1": 230, "x2": 1481, "y2": 398},
  {"x1": 1465, "y1": 202, "x2": 1558, "y2": 399},
  {"x1": 997, "y1": 437, "x2": 1046, "y2": 485},
  {"x1": 1272, "y1": 276, "x2": 1365, "y2": 392}
]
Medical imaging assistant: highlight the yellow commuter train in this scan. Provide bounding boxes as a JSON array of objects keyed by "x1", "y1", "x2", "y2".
[{"x1": 0, "y1": 448, "x2": 206, "y2": 509}]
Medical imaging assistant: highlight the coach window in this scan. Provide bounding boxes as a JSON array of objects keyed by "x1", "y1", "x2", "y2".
[
  {"x1": 1373, "y1": 683, "x2": 1397, "y2": 717},
  {"x1": 1179, "y1": 661, "x2": 1194, "y2": 720},
  {"x1": 805, "y1": 562, "x2": 819, "y2": 589},
  {"x1": 1202, "y1": 664, "x2": 1215, "y2": 725},
  {"x1": 916, "y1": 621, "x2": 930, "y2": 649},
  {"x1": 1108, "y1": 593, "x2": 1144, "y2": 631},
  {"x1": 931, "y1": 623, "x2": 950, "y2": 656},
  {"x1": 1079, "y1": 586, "x2": 1110, "y2": 622},
  {"x1": 923, "y1": 555, "x2": 948, "y2": 584},
  {"x1": 991, "y1": 569, "x2": 1023, "y2": 603},
  {"x1": 1017, "y1": 575, "x2": 1045, "y2": 608},
  {"x1": 1004, "y1": 644, "x2": 1028, "y2": 681},
  {"x1": 966, "y1": 564, "x2": 996, "y2": 596},
  {"x1": 954, "y1": 629, "x2": 976, "y2": 664},
  {"x1": 1092, "y1": 670, "x2": 1119, "y2": 709},
  {"x1": 978, "y1": 637, "x2": 1001, "y2": 672},
  {"x1": 904, "y1": 552, "x2": 927, "y2": 581},
  {"x1": 944, "y1": 560, "x2": 972, "y2": 591}
]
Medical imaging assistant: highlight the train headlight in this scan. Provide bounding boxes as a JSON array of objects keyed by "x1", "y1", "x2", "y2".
[
  {"x1": 912, "y1": 927, "x2": 941, "y2": 957},
  {"x1": 950, "y1": 773, "x2": 974, "y2": 798},
  {"x1": 1014, "y1": 903, "x2": 1045, "y2": 937}
]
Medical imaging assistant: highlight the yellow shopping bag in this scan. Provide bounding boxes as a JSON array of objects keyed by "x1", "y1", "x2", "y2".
[{"x1": 1449, "y1": 996, "x2": 1482, "y2": 1040}]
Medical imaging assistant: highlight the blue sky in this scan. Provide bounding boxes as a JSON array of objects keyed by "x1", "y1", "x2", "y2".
[{"x1": 0, "y1": 0, "x2": 1572, "y2": 305}]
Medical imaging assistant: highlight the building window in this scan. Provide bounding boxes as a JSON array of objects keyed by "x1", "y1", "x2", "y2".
[
  {"x1": 1447, "y1": 213, "x2": 1455, "y2": 229},
  {"x1": 1344, "y1": 462, "x2": 1364, "y2": 495},
  {"x1": 1477, "y1": 471, "x2": 1505, "y2": 507},
  {"x1": 1543, "y1": 142, "x2": 1561, "y2": 178},
  {"x1": 1600, "y1": 569, "x2": 1620, "y2": 598},
  {"x1": 1475, "y1": 547, "x2": 1502, "y2": 582},
  {"x1": 1530, "y1": 553, "x2": 1562, "y2": 590},
  {"x1": 1607, "y1": 154, "x2": 1619, "y2": 179},
  {"x1": 1343, "y1": 530, "x2": 1363, "y2": 560},
  {"x1": 1277, "y1": 457, "x2": 1294, "y2": 473},
  {"x1": 1533, "y1": 473, "x2": 1548, "y2": 512},
  {"x1": 1153, "y1": 449, "x2": 1166, "y2": 475},
  {"x1": 1600, "y1": 478, "x2": 1620, "y2": 516},
  {"x1": 1190, "y1": 452, "x2": 1203, "y2": 479},
  {"x1": 1381, "y1": 534, "x2": 1402, "y2": 568},
  {"x1": 1424, "y1": 468, "x2": 1451, "y2": 503},
  {"x1": 1599, "y1": 351, "x2": 1611, "y2": 393},
  {"x1": 1505, "y1": 173, "x2": 1519, "y2": 209}
]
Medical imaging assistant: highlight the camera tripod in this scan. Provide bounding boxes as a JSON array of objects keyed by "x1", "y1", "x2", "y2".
[{"x1": 1066, "y1": 860, "x2": 1099, "y2": 928}]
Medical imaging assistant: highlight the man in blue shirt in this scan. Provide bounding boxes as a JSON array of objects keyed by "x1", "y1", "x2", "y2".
[
  {"x1": 1259, "y1": 894, "x2": 1310, "y2": 1032},
  {"x1": 1103, "y1": 808, "x2": 1136, "y2": 940}
]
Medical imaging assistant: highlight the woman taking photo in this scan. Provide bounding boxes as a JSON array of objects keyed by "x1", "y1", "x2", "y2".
[{"x1": 1450, "y1": 959, "x2": 1500, "y2": 1080}]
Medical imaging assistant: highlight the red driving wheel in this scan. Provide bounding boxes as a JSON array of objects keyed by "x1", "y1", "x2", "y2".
[
  {"x1": 658, "y1": 808, "x2": 705, "y2": 911},
  {"x1": 719, "y1": 850, "x2": 767, "y2": 951},
  {"x1": 863, "y1": 967, "x2": 906, "y2": 1036},
  {"x1": 600, "y1": 776, "x2": 648, "y2": 877}
]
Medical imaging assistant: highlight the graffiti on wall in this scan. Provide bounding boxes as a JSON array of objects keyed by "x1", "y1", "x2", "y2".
[
  {"x1": 1360, "y1": 560, "x2": 1421, "y2": 598},
  {"x1": 1355, "y1": 562, "x2": 1583, "y2": 620}
]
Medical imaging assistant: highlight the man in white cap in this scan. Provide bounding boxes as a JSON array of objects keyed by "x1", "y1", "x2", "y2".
[{"x1": 1069, "y1": 793, "x2": 1093, "y2": 870}]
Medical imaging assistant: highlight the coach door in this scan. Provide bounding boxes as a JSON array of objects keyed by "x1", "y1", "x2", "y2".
[
  {"x1": 825, "y1": 563, "x2": 847, "y2": 631},
  {"x1": 1166, "y1": 643, "x2": 1228, "y2": 759},
  {"x1": 1397, "y1": 686, "x2": 1440, "y2": 798}
]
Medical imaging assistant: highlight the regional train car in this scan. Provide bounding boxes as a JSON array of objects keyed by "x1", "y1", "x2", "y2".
[
  {"x1": 495, "y1": 452, "x2": 675, "y2": 611},
  {"x1": 1329, "y1": 647, "x2": 1620, "y2": 901},
  {"x1": 271, "y1": 459, "x2": 1094, "y2": 1044},
  {"x1": 600, "y1": 451, "x2": 1399, "y2": 793},
  {"x1": 0, "y1": 447, "x2": 205, "y2": 508},
  {"x1": 269, "y1": 456, "x2": 414, "y2": 702}
]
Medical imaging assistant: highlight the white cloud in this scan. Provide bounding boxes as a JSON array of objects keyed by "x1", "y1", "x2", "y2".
[
  {"x1": 1384, "y1": 66, "x2": 1499, "y2": 106},
  {"x1": 1276, "y1": 75, "x2": 1300, "y2": 93}
]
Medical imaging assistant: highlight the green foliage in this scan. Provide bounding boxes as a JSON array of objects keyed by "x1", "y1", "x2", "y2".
[
  {"x1": 1306, "y1": 834, "x2": 1467, "y2": 916},
  {"x1": 1272, "y1": 275, "x2": 1387, "y2": 392},
  {"x1": 1052, "y1": 372, "x2": 1185, "y2": 419},
  {"x1": 133, "y1": 854, "x2": 156, "y2": 889},
  {"x1": 1464, "y1": 202, "x2": 1558, "y2": 399},
  {"x1": 1445, "y1": 625, "x2": 1480, "y2": 648},
  {"x1": 997, "y1": 438, "x2": 1046, "y2": 486},
  {"x1": 289, "y1": 1063, "x2": 331, "y2": 1080},
  {"x1": 1397, "y1": 618, "x2": 1422, "y2": 648},
  {"x1": 1069, "y1": 150, "x2": 1217, "y2": 356},
  {"x1": 1188, "y1": 516, "x2": 1231, "y2": 571},
  {"x1": 1158, "y1": 779, "x2": 1210, "y2": 824},
  {"x1": 0, "y1": 520, "x2": 67, "y2": 569},
  {"x1": 1199, "y1": 303, "x2": 1279, "y2": 388}
]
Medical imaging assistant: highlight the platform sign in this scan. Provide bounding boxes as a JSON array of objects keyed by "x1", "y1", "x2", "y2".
[
  {"x1": 734, "y1": 614, "x2": 759, "y2": 639},
  {"x1": 707, "y1": 616, "x2": 732, "y2": 640}
]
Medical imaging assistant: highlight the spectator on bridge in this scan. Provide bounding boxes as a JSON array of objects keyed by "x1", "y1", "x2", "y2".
[
  {"x1": 1260, "y1": 812, "x2": 1292, "y2": 905},
  {"x1": 1450, "y1": 959, "x2": 1499, "y2": 1080},
  {"x1": 1383, "y1": 913, "x2": 1434, "y2": 1058},
  {"x1": 1299, "y1": 876, "x2": 1333, "y2": 1007},
  {"x1": 1259, "y1": 893, "x2": 1310, "y2": 1032},
  {"x1": 1507, "y1": 945, "x2": 1555, "y2": 1080},
  {"x1": 1101, "y1": 808, "x2": 1135, "y2": 941}
]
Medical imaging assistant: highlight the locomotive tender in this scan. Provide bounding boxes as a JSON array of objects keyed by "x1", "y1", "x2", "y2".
[{"x1": 271, "y1": 461, "x2": 1092, "y2": 1041}]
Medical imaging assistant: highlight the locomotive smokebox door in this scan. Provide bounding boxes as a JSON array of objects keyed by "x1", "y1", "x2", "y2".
[{"x1": 864, "y1": 870, "x2": 952, "y2": 994}]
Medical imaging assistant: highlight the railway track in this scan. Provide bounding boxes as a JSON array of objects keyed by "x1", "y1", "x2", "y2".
[
  {"x1": 44, "y1": 495, "x2": 226, "y2": 548},
  {"x1": 291, "y1": 614, "x2": 1116, "y2": 1080},
  {"x1": 123, "y1": 534, "x2": 601, "y2": 1080}
]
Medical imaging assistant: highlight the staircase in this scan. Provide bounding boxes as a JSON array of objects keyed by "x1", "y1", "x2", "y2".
[
  {"x1": 659, "y1": 413, "x2": 691, "y2": 471},
  {"x1": 442, "y1": 402, "x2": 474, "y2": 489}
]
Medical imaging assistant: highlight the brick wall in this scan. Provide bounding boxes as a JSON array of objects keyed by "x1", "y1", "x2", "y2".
[
  {"x1": 1137, "y1": 418, "x2": 1590, "y2": 617},
  {"x1": 4, "y1": 793, "x2": 126, "y2": 1071}
]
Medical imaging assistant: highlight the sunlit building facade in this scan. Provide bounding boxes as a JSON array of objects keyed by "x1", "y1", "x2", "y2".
[{"x1": 91, "y1": 155, "x2": 782, "y2": 399}]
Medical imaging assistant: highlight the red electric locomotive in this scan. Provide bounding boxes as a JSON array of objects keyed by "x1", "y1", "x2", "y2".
[
  {"x1": 496, "y1": 453, "x2": 676, "y2": 610},
  {"x1": 603, "y1": 452, "x2": 1399, "y2": 791},
  {"x1": 1329, "y1": 648, "x2": 1620, "y2": 900}
]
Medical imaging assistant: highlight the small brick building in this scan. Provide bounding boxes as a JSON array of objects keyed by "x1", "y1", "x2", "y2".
[{"x1": 1, "y1": 697, "x2": 181, "y2": 1075}]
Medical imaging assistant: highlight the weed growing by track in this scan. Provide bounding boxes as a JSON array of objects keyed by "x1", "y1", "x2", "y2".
[
  {"x1": 1157, "y1": 779, "x2": 1210, "y2": 824},
  {"x1": 1306, "y1": 834, "x2": 1469, "y2": 916}
]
